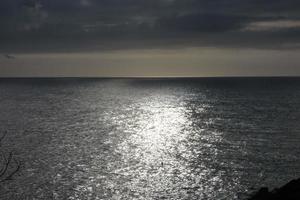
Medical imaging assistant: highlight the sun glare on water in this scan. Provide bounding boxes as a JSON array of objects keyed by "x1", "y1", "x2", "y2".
[{"x1": 95, "y1": 91, "x2": 235, "y2": 199}]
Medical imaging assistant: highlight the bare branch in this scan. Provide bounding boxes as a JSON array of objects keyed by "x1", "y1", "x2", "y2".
[
  {"x1": 0, "y1": 132, "x2": 20, "y2": 183},
  {"x1": 0, "y1": 158, "x2": 20, "y2": 183},
  {"x1": 0, "y1": 131, "x2": 7, "y2": 146},
  {"x1": 0, "y1": 152, "x2": 13, "y2": 178}
]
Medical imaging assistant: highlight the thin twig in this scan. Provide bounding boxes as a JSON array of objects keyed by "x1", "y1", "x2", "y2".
[
  {"x1": 0, "y1": 158, "x2": 20, "y2": 182},
  {"x1": 0, "y1": 132, "x2": 20, "y2": 182},
  {"x1": 0, "y1": 152, "x2": 13, "y2": 178},
  {"x1": 0, "y1": 131, "x2": 7, "y2": 146}
]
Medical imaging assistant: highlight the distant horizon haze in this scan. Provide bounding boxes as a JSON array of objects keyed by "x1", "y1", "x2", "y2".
[{"x1": 1, "y1": 48, "x2": 300, "y2": 77}]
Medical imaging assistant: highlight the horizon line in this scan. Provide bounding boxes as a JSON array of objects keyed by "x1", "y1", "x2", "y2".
[{"x1": 0, "y1": 75, "x2": 300, "y2": 79}]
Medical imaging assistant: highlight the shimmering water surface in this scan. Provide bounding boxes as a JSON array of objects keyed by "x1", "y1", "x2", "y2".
[{"x1": 0, "y1": 78, "x2": 300, "y2": 199}]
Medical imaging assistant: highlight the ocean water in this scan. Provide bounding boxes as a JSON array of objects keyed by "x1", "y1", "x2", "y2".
[{"x1": 0, "y1": 78, "x2": 299, "y2": 200}]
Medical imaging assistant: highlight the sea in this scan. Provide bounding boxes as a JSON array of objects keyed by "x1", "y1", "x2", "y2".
[{"x1": 0, "y1": 78, "x2": 299, "y2": 200}]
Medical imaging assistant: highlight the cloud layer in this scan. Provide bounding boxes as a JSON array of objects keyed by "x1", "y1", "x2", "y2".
[{"x1": 1, "y1": 0, "x2": 300, "y2": 52}]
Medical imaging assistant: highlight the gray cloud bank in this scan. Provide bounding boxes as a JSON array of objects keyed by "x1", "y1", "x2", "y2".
[{"x1": 1, "y1": 0, "x2": 300, "y2": 53}]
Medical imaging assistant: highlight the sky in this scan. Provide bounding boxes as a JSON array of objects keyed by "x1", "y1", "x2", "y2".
[{"x1": 0, "y1": 0, "x2": 300, "y2": 77}]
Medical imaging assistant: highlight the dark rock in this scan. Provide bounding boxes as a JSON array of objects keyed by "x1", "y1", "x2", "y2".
[
  {"x1": 249, "y1": 187, "x2": 272, "y2": 200},
  {"x1": 248, "y1": 178, "x2": 300, "y2": 200}
]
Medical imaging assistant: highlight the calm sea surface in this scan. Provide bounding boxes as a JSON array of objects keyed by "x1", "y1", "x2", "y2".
[{"x1": 0, "y1": 78, "x2": 299, "y2": 200}]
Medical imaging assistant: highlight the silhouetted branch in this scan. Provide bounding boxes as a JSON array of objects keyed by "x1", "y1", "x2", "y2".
[
  {"x1": 0, "y1": 132, "x2": 20, "y2": 183},
  {"x1": 0, "y1": 158, "x2": 20, "y2": 183},
  {"x1": 0, "y1": 131, "x2": 7, "y2": 145}
]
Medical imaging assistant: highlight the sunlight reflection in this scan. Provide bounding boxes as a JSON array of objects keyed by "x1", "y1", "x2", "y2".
[
  {"x1": 72, "y1": 91, "x2": 241, "y2": 199},
  {"x1": 114, "y1": 95, "x2": 190, "y2": 198}
]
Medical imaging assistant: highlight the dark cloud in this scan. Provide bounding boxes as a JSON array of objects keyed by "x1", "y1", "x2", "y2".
[
  {"x1": 157, "y1": 13, "x2": 249, "y2": 32},
  {"x1": 0, "y1": 0, "x2": 299, "y2": 52}
]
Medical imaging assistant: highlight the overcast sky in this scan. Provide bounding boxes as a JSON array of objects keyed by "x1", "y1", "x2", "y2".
[{"x1": 0, "y1": 0, "x2": 300, "y2": 77}]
